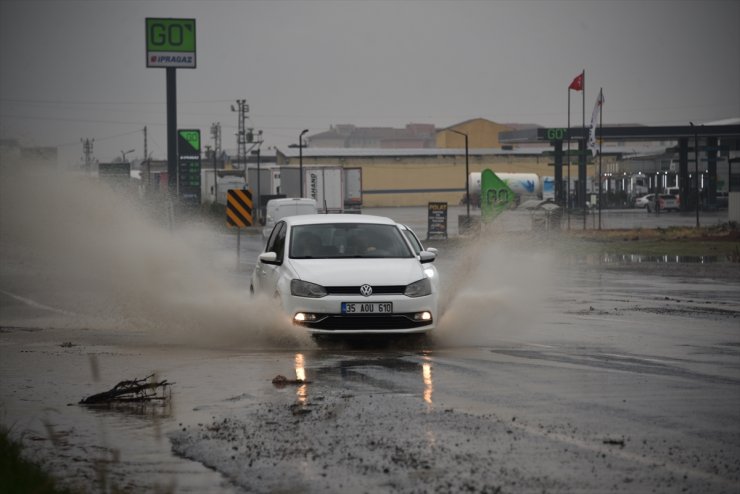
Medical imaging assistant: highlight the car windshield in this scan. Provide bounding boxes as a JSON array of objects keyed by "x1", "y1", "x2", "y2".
[{"x1": 290, "y1": 223, "x2": 413, "y2": 259}]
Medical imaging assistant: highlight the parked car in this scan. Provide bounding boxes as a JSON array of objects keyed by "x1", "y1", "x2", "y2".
[
  {"x1": 666, "y1": 187, "x2": 681, "y2": 208},
  {"x1": 262, "y1": 198, "x2": 318, "y2": 239},
  {"x1": 251, "y1": 215, "x2": 439, "y2": 335},
  {"x1": 647, "y1": 194, "x2": 679, "y2": 212},
  {"x1": 634, "y1": 194, "x2": 654, "y2": 208}
]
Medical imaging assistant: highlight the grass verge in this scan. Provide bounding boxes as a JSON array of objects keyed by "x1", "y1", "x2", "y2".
[{"x1": 0, "y1": 426, "x2": 78, "y2": 494}]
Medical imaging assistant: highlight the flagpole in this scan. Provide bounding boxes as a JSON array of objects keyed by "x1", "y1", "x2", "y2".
[
  {"x1": 582, "y1": 69, "x2": 586, "y2": 230},
  {"x1": 567, "y1": 88, "x2": 571, "y2": 230},
  {"x1": 598, "y1": 87, "x2": 603, "y2": 230}
]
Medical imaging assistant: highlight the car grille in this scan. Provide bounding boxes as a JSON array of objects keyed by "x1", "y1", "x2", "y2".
[
  {"x1": 325, "y1": 286, "x2": 406, "y2": 295},
  {"x1": 297, "y1": 314, "x2": 431, "y2": 331}
]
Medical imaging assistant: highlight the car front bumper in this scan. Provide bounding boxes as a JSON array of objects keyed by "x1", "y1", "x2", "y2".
[{"x1": 284, "y1": 294, "x2": 437, "y2": 334}]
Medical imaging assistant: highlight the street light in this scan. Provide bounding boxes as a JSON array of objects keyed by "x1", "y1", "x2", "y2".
[
  {"x1": 448, "y1": 129, "x2": 470, "y2": 219},
  {"x1": 121, "y1": 149, "x2": 135, "y2": 162},
  {"x1": 299, "y1": 129, "x2": 309, "y2": 197},
  {"x1": 251, "y1": 130, "x2": 264, "y2": 222},
  {"x1": 690, "y1": 122, "x2": 700, "y2": 228}
]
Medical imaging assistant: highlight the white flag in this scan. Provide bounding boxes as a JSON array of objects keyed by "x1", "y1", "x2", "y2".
[{"x1": 589, "y1": 88, "x2": 604, "y2": 151}]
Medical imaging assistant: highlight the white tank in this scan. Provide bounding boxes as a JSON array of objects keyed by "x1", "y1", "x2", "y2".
[{"x1": 468, "y1": 172, "x2": 541, "y2": 197}]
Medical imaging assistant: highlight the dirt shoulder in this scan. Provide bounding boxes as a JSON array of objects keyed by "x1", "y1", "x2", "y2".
[
  {"x1": 563, "y1": 224, "x2": 740, "y2": 259},
  {"x1": 427, "y1": 224, "x2": 740, "y2": 260}
]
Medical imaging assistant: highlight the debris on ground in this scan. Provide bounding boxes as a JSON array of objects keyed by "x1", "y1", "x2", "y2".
[
  {"x1": 79, "y1": 374, "x2": 173, "y2": 405},
  {"x1": 271, "y1": 374, "x2": 311, "y2": 388},
  {"x1": 603, "y1": 437, "x2": 626, "y2": 447}
]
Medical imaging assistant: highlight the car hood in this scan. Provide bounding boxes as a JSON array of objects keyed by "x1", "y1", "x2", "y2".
[{"x1": 288, "y1": 258, "x2": 426, "y2": 287}]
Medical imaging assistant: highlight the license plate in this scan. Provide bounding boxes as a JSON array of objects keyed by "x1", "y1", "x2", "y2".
[{"x1": 341, "y1": 302, "x2": 393, "y2": 314}]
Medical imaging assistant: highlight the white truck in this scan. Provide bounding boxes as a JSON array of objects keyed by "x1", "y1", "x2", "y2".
[
  {"x1": 468, "y1": 172, "x2": 543, "y2": 201},
  {"x1": 305, "y1": 167, "x2": 344, "y2": 212},
  {"x1": 278, "y1": 166, "x2": 345, "y2": 213}
]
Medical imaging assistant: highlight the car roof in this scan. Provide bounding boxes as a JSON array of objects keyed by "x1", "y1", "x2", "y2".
[
  {"x1": 284, "y1": 214, "x2": 399, "y2": 226},
  {"x1": 266, "y1": 198, "x2": 317, "y2": 206}
]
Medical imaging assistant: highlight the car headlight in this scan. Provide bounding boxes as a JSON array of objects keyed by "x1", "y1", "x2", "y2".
[
  {"x1": 290, "y1": 279, "x2": 327, "y2": 298},
  {"x1": 404, "y1": 278, "x2": 432, "y2": 298}
]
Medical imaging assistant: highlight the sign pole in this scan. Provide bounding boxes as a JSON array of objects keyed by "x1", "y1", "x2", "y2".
[
  {"x1": 146, "y1": 17, "x2": 196, "y2": 210},
  {"x1": 166, "y1": 67, "x2": 177, "y2": 197},
  {"x1": 237, "y1": 229, "x2": 241, "y2": 268}
]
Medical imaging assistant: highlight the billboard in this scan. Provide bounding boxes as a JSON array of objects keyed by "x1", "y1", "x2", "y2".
[{"x1": 146, "y1": 18, "x2": 196, "y2": 68}]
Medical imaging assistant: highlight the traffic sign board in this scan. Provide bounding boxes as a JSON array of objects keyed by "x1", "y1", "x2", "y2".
[
  {"x1": 146, "y1": 18, "x2": 196, "y2": 68},
  {"x1": 227, "y1": 190, "x2": 254, "y2": 227}
]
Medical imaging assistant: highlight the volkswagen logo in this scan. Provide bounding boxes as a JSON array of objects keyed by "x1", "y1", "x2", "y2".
[{"x1": 359, "y1": 284, "x2": 373, "y2": 297}]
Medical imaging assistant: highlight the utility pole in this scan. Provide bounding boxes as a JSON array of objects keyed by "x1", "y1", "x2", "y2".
[
  {"x1": 231, "y1": 100, "x2": 248, "y2": 169},
  {"x1": 142, "y1": 126, "x2": 150, "y2": 190},
  {"x1": 210, "y1": 122, "x2": 222, "y2": 192},
  {"x1": 210, "y1": 122, "x2": 222, "y2": 157},
  {"x1": 81, "y1": 138, "x2": 94, "y2": 173}
]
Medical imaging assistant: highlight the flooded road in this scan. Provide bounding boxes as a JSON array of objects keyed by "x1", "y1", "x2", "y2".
[
  {"x1": 2, "y1": 234, "x2": 739, "y2": 493},
  {"x1": 1, "y1": 172, "x2": 739, "y2": 493}
]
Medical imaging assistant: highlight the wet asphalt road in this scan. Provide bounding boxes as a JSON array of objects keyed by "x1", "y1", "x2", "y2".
[
  {"x1": 2, "y1": 228, "x2": 740, "y2": 493},
  {"x1": 1, "y1": 175, "x2": 739, "y2": 494}
]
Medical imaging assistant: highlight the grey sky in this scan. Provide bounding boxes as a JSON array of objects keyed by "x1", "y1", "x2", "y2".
[{"x1": 1, "y1": 0, "x2": 738, "y2": 165}]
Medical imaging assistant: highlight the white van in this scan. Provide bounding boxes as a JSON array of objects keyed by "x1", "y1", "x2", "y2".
[{"x1": 262, "y1": 198, "x2": 318, "y2": 238}]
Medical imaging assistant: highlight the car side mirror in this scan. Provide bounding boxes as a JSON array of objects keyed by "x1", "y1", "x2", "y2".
[
  {"x1": 426, "y1": 247, "x2": 438, "y2": 255},
  {"x1": 419, "y1": 251, "x2": 436, "y2": 264},
  {"x1": 259, "y1": 252, "x2": 279, "y2": 264}
]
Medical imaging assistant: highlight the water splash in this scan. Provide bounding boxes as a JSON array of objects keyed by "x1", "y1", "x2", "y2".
[{"x1": 0, "y1": 162, "x2": 311, "y2": 349}]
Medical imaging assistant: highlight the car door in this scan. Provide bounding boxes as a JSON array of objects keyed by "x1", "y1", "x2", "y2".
[{"x1": 256, "y1": 221, "x2": 287, "y2": 295}]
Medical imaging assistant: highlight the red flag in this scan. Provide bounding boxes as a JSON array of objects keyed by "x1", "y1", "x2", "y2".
[{"x1": 568, "y1": 72, "x2": 584, "y2": 91}]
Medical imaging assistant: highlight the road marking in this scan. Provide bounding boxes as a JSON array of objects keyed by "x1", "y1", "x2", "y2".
[{"x1": 0, "y1": 290, "x2": 75, "y2": 315}]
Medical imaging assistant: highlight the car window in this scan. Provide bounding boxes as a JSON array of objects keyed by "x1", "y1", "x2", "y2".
[
  {"x1": 265, "y1": 221, "x2": 284, "y2": 252},
  {"x1": 290, "y1": 223, "x2": 413, "y2": 259},
  {"x1": 402, "y1": 229, "x2": 423, "y2": 255},
  {"x1": 272, "y1": 223, "x2": 287, "y2": 263},
  {"x1": 265, "y1": 221, "x2": 287, "y2": 264}
]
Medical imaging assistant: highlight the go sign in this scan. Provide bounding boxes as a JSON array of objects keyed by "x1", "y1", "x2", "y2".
[
  {"x1": 146, "y1": 18, "x2": 196, "y2": 68},
  {"x1": 545, "y1": 128, "x2": 567, "y2": 141}
]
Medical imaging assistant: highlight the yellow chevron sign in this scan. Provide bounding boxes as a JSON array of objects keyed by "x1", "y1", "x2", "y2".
[{"x1": 227, "y1": 189, "x2": 253, "y2": 227}]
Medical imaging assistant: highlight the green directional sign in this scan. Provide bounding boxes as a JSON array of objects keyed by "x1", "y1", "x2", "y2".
[
  {"x1": 178, "y1": 129, "x2": 200, "y2": 153},
  {"x1": 146, "y1": 18, "x2": 196, "y2": 68},
  {"x1": 178, "y1": 129, "x2": 201, "y2": 207}
]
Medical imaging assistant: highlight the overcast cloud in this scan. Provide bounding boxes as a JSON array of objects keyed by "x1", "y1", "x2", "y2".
[{"x1": 1, "y1": 0, "x2": 738, "y2": 165}]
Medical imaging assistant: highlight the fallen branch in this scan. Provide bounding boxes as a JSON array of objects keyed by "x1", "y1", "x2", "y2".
[
  {"x1": 79, "y1": 374, "x2": 173, "y2": 405},
  {"x1": 272, "y1": 375, "x2": 311, "y2": 388}
]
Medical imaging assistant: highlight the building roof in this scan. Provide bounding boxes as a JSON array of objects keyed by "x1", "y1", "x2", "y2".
[
  {"x1": 279, "y1": 146, "x2": 559, "y2": 159},
  {"x1": 309, "y1": 123, "x2": 436, "y2": 144}
]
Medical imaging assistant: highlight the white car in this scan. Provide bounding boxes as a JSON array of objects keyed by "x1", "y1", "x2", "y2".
[
  {"x1": 648, "y1": 194, "x2": 679, "y2": 212},
  {"x1": 634, "y1": 194, "x2": 654, "y2": 208},
  {"x1": 251, "y1": 215, "x2": 439, "y2": 335}
]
